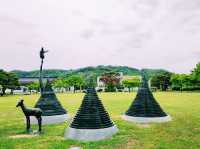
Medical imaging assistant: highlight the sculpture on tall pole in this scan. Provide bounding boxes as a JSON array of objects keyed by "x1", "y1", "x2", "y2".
[
  {"x1": 29, "y1": 47, "x2": 69, "y2": 125},
  {"x1": 39, "y1": 47, "x2": 48, "y2": 94}
]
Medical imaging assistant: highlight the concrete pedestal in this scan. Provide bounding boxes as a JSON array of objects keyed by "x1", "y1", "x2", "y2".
[
  {"x1": 122, "y1": 115, "x2": 172, "y2": 123},
  {"x1": 28, "y1": 114, "x2": 70, "y2": 125},
  {"x1": 64, "y1": 125, "x2": 118, "y2": 141}
]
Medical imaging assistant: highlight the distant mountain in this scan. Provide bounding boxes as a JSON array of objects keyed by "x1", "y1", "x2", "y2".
[
  {"x1": 11, "y1": 66, "x2": 169, "y2": 79},
  {"x1": 141, "y1": 68, "x2": 170, "y2": 78},
  {"x1": 11, "y1": 69, "x2": 70, "y2": 78}
]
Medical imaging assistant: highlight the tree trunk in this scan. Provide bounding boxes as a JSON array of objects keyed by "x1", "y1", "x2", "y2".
[
  {"x1": 73, "y1": 86, "x2": 76, "y2": 93},
  {"x1": 2, "y1": 87, "x2": 6, "y2": 96},
  {"x1": 10, "y1": 89, "x2": 14, "y2": 95}
]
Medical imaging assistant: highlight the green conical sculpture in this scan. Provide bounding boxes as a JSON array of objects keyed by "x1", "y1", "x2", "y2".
[
  {"x1": 30, "y1": 80, "x2": 69, "y2": 125},
  {"x1": 64, "y1": 87, "x2": 118, "y2": 141},
  {"x1": 122, "y1": 71, "x2": 171, "y2": 123}
]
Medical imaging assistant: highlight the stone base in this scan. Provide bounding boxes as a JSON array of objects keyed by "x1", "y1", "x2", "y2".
[
  {"x1": 28, "y1": 114, "x2": 70, "y2": 125},
  {"x1": 122, "y1": 115, "x2": 172, "y2": 123},
  {"x1": 64, "y1": 125, "x2": 118, "y2": 141}
]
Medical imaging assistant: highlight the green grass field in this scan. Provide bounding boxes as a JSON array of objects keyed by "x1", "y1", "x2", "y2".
[{"x1": 0, "y1": 92, "x2": 200, "y2": 149}]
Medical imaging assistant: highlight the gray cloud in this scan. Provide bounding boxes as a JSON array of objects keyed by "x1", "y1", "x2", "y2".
[
  {"x1": 80, "y1": 29, "x2": 95, "y2": 39},
  {"x1": 0, "y1": 0, "x2": 199, "y2": 73}
]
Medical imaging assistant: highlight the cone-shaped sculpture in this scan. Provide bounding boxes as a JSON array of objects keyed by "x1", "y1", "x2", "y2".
[
  {"x1": 30, "y1": 80, "x2": 69, "y2": 125},
  {"x1": 64, "y1": 87, "x2": 118, "y2": 141},
  {"x1": 122, "y1": 72, "x2": 171, "y2": 123}
]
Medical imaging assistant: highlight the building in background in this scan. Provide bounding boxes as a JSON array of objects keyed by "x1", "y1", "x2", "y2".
[
  {"x1": 19, "y1": 77, "x2": 57, "y2": 85},
  {"x1": 96, "y1": 72, "x2": 123, "y2": 92}
]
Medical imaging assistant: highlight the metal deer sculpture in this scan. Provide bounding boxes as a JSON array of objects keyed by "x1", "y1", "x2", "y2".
[{"x1": 16, "y1": 99, "x2": 43, "y2": 133}]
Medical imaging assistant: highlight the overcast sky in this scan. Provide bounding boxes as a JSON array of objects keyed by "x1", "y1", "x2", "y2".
[{"x1": 0, "y1": 0, "x2": 200, "y2": 73}]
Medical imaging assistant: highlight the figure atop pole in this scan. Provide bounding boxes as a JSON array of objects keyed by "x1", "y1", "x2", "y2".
[{"x1": 39, "y1": 47, "x2": 48, "y2": 94}]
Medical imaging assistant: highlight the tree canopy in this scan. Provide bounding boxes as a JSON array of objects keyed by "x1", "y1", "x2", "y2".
[
  {"x1": 53, "y1": 75, "x2": 85, "y2": 92},
  {"x1": 151, "y1": 72, "x2": 172, "y2": 91},
  {"x1": 0, "y1": 70, "x2": 19, "y2": 95},
  {"x1": 170, "y1": 63, "x2": 200, "y2": 91},
  {"x1": 99, "y1": 72, "x2": 121, "y2": 92},
  {"x1": 122, "y1": 76, "x2": 141, "y2": 92},
  {"x1": 27, "y1": 82, "x2": 40, "y2": 91}
]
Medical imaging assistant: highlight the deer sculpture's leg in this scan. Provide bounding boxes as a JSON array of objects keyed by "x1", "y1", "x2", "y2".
[
  {"x1": 37, "y1": 116, "x2": 42, "y2": 132},
  {"x1": 26, "y1": 116, "x2": 31, "y2": 132}
]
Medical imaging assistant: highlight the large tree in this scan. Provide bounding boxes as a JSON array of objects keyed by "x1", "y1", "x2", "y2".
[
  {"x1": 100, "y1": 72, "x2": 121, "y2": 92},
  {"x1": 27, "y1": 82, "x2": 40, "y2": 91},
  {"x1": 171, "y1": 73, "x2": 196, "y2": 91},
  {"x1": 65, "y1": 75, "x2": 85, "y2": 92},
  {"x1": 0, "y1": 70, "x2": 19, "y2": 95},
  {"x1": 191, "y1": 62, "x2": 200, "y2": 86},
  {"x1": 151, "y1": 72, "x2": 172, "y2": 91},
  {"x1": 53, "y1": 78, "x2": 67, "y2": 89},
  {"x1": 122, "y1": 76, "x2": 141, "y2": 92}
]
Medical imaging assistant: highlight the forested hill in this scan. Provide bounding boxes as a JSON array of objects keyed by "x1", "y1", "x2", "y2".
[{"x1": 11, "y1": 66, "x2": 169, "y2": 78}]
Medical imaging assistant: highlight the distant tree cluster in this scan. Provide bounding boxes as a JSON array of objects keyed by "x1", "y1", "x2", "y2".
[
  {"x1": 122, "y1": 76, "x2": 141, "y2": 92},
  {"x1": 12, "y1": 66, "x2": 167, "y2": 79},
  {"x1": 0, "y1": 70, "x2": 19, "y2": 96},
  {"x1": 151, "y1": 62, "x2": 200, "y2": 91},
  {"x1": 53, "y1": 75, "x2": 85, "y2": 93},
  {"x1": 151, "y1": 72, "x2": 172, "y2": 91},
  {"x1": 27, "y1": 82, "x2": 40, "y2": 91},
  {"x1": 1, "y1": 63, "x2": 199, "y2": 95},
  {"x1": 100, "y1": 72, "x2": 121, "y2": 92},
  {"x1": 170, "y1": 63, "x2": 200, "y2": 91}
]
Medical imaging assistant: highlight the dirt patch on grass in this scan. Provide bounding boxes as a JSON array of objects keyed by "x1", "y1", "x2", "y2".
[
  {"x1": 9, "y1": 134, "x2": 38, "y2": 139},
  {"x1": 136, "y1": 124, "x2": 150, "y2": 128},
  {"x1": 113, "y1": 115, "x2": 123, "y2": 120},
  {"x1": 69, "y1": 146, "x2": 82, "y2": 149},
  {"x1": 115, "y1": 139, "x2": 138, "y2": 149}
]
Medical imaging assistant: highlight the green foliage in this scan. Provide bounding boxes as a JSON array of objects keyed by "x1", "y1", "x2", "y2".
[
  {"x1": 100, "y1": 72, "x2": 121, "y2": 92},
  {"x1": 7, "y1": 73, "x2": 20, "y2": 89},
  {"x1": 65, "y1": 75, "x2": 85, "y2": 90},
  {"x1": 1, "y1": 92, "x2": 200, "y2": 149},
  {"x1": 0, "y1": 70, "x2": 19, "y2": 95},
  {"x1": 11, "y1": 66, "x2": 169, "y2": 79},
  {"x1": 105, "y1": 84, "x2": 116, "y2": 92},
  {"x1": 170, "y1": 63, "x2": 200, "y2": 91},
  {"x1": 53, "y1": 75, "x2": 85, "y2": 92},
  {"x1": 171, "y1": 74, "x2": 198, "y2": 91},
  {"x1": 142, "y1": 69, "x2": 169, "y2": 79},
  {"x1": 53, "y1": 79, "x2": 67, "y2": 88},
  {"x1": 191, "y1": 62, "x2": 200, "y2": 85},
  {"x1": 122, "y1": 76, "x2": 141, "y2": 92},
  {"x1": 151, "y1": 72, "x2": 172, "y2": 91},
  {"x1": 11, "y1": 69, "x2": 70, "y2": 78},
  {"x1": 27, "y1": 82, "x2": 40, "y2": 91},
  {"x1": 12, "y1": 66, "x2": 169, "y2": 91}
]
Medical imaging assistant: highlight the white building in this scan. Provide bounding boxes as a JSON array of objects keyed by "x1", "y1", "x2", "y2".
[{"x1": 13, "y1": 86, "x2": 30, "y2": 95}]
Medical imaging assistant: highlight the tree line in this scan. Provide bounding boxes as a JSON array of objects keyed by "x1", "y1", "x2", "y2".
[
  {"x1": 0, "y1": 63, "x2": 200, "y2": 96},
  {"x1": 151, "y1": 63, "x2": 200, "y2": 91},
  {"x1": 0, "y1": 70, "x2": 19, "y2": 96}
]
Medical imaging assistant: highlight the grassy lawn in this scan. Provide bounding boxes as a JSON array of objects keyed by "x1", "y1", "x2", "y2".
[{"x1": 0, "y1": 92, "x2": 200, "y2": 149}]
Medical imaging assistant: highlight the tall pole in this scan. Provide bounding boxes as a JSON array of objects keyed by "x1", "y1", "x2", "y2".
[
  {"x1": 39, "y1": 58, "x2": 44, "y2": 94},
  {"x1": 39, "y1": 47, "x2": 48, "y2": 94}
]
